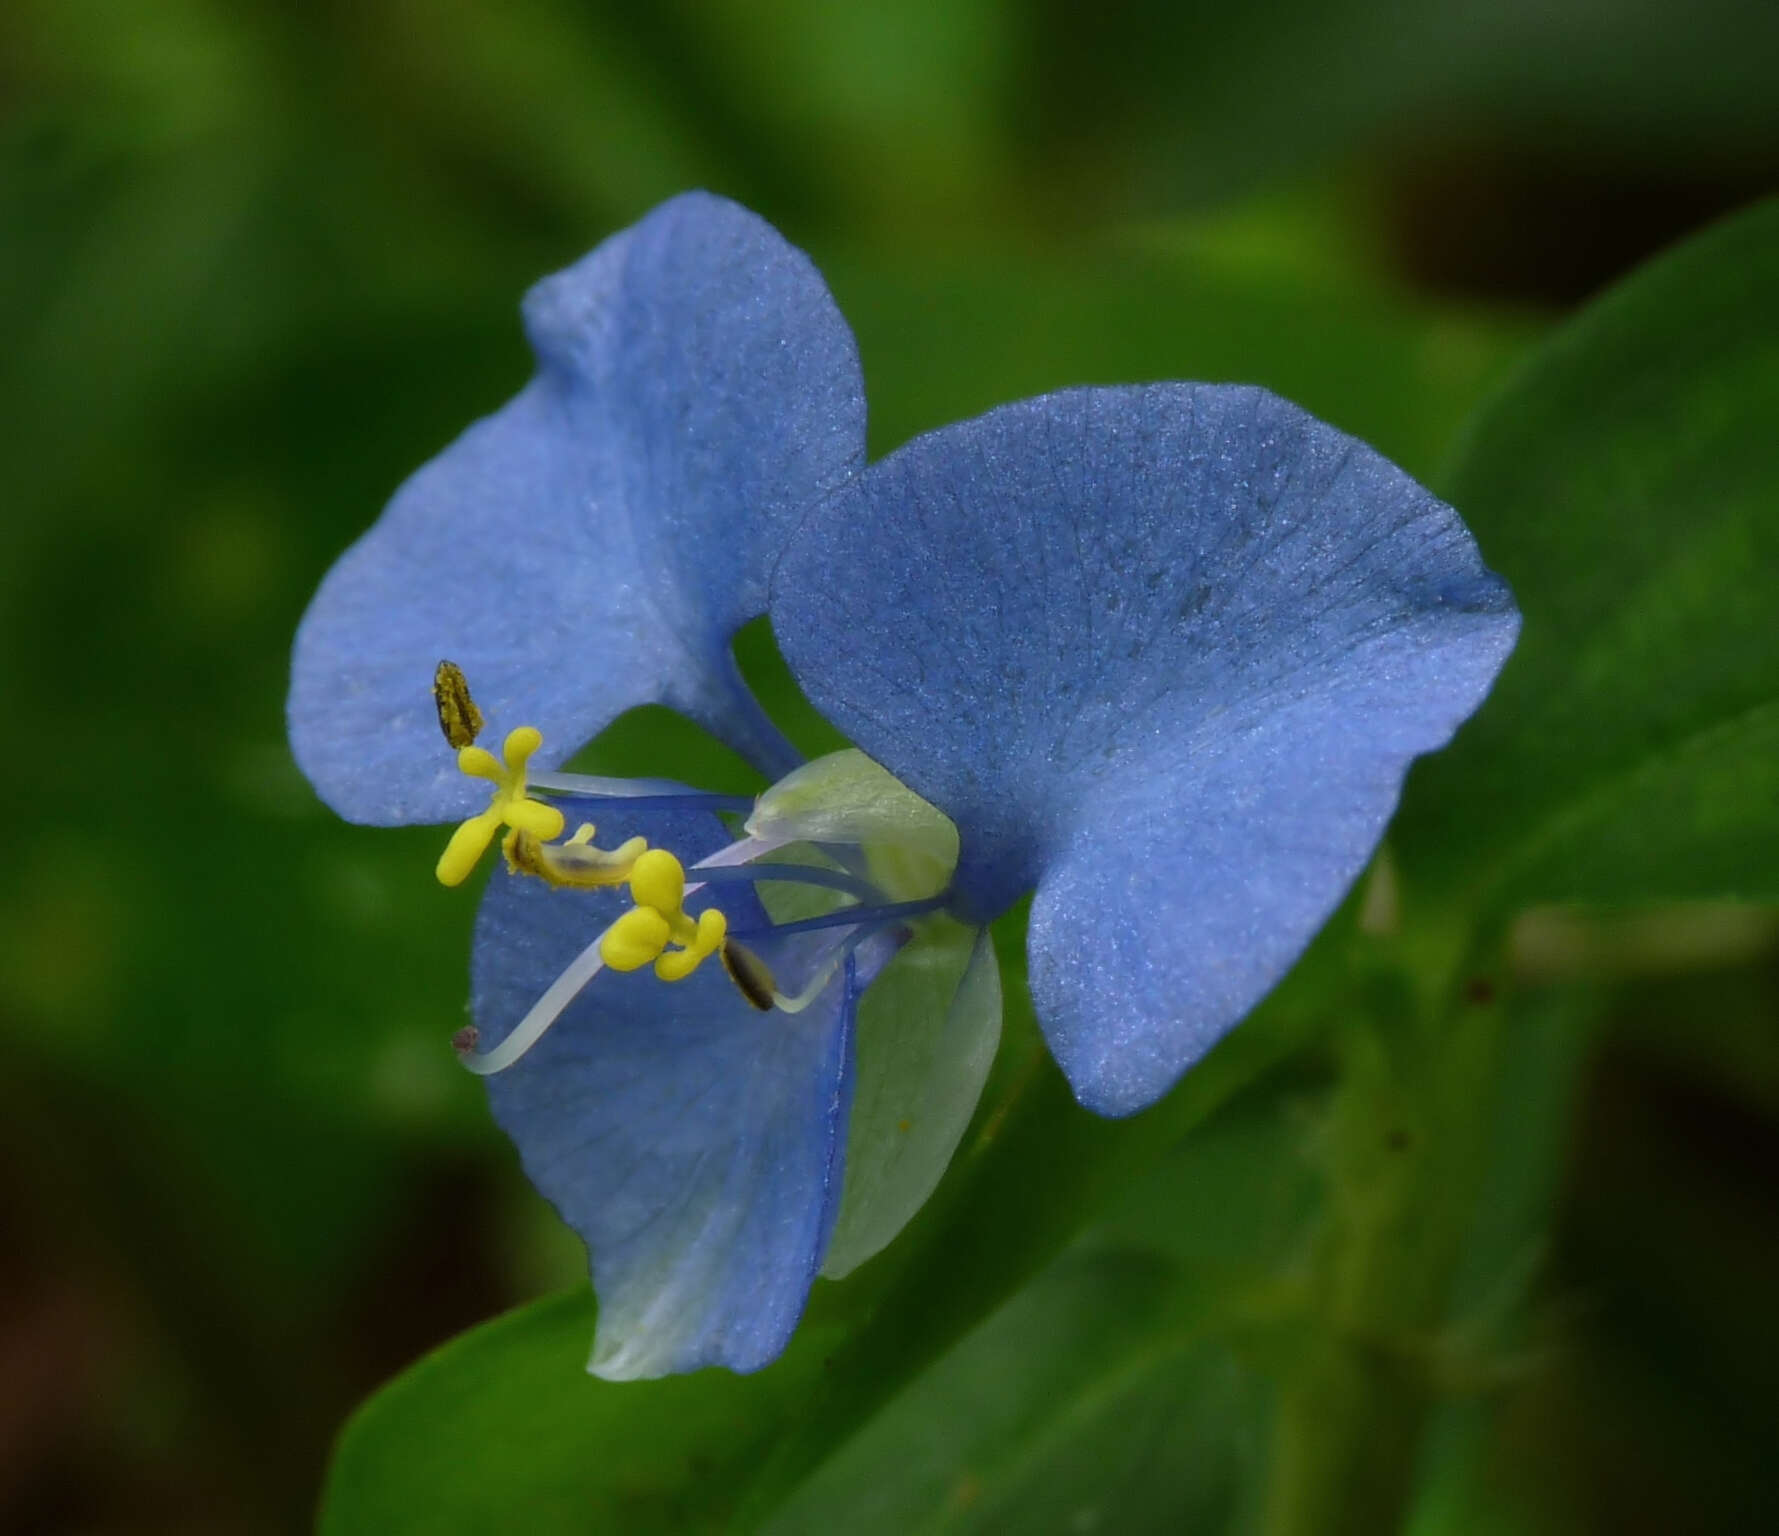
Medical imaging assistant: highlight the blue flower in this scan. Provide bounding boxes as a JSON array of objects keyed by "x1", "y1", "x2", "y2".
[{"x1": 288, "y1": 192, "x2": 1518, "y2": 1379}]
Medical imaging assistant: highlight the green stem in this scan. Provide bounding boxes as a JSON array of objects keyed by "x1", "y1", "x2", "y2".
[
  {"x1": 1262, "y1": 948, "x2": 1562, "y2": 1536},
  {"x1": 1402, "y1": 985, "x2": 1597, "y2": 1534}
]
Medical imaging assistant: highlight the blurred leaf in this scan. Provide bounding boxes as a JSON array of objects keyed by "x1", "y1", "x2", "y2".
[
  {"x1": 760, "y1": 1080, "x2": 1320, "y2": 1533},
  {"x1": 826, "y1": 241, "x2": 1537, "y2": 482},
  {"x1": 1500, "y1": 703, "x2": 1779, "y2": 908},
  {"x1": 1397, "y1": 197, "x2": 1779, "y2": 911},
  {"x1": 322, "y1": 1290, "x2": 841, "y2": 1533},
  {"x1": 762, "y1": 1249, "x2": 1266, "y2": 1536},
  {"x1": 682, "y1": 0, "x2": 1015, "y2": 230},
  {"x1": 1019, "y1": 0, "x2": 1779, "y2": 217}
]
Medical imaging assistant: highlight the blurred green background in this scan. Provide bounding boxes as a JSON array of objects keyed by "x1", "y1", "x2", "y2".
[{"x1": 3, "y1": 2, "x2": 1777, "y2": 1531}]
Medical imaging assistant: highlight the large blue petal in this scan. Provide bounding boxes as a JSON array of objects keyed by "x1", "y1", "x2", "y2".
[
  {"x1": 472, "y1": 807, "x2": 855, "y2": 1377},
  {"x1": 290, "y1": 193, "x2": 864, "y2": 823},
  {"x1": 772, "y1": 385, "x2": 1518, "y2": 1114}
]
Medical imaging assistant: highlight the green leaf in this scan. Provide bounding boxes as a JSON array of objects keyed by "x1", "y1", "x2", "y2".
[
  {"x1": 320, "y1": 1289, "x2": 843, "y2": 1534},
  {"x1": 762, "y1": 1082, "x2": 1319, "y2": 1534},
  {"x1": 1397, "y1": 196, "x2": 1779, "y2": 910},
  {"x1": 763, "y1": 1250, "x2": 1266, "y2": 1536},
  {"x1": 1496, "y1": 700, "x2": 1779, "y2": 908}
]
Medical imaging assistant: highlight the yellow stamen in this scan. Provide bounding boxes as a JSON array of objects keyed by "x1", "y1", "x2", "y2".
[
  {"x1": 656, "y1": 909, "x2": 727, "y2": 981},
  {"x1": 505, "y1": 822, "x2": 648, "y2": 888},
  {"x1": 596, "y1": 849, "x2": 727, "y2": 982},
  {"x1": 435, "y1": 725, "x2": 565, "y2": 887},
  {"x1": 629, "y1": 848, "x2": 685, "y2": 915},
  {"x1": 601, "y1": 906, "x2": 673, "y2": 971},
  {"x1": 425, "y1": 671, "x2": 733, "y2": 994}
]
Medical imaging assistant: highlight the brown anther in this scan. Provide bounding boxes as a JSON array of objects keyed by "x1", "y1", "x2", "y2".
[
  {"x1": 719, "y1": 939, "x2": 776, "y2": 1012},
  {"x1": 433, "y1": 659, "x2": 485, "y2": 749}
]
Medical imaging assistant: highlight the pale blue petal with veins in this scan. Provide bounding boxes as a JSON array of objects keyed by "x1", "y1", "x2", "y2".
[
  {"x1": 771, "y1": 385, "x2": 1518, "y2": 1115},
  {"x1": 288, "y1": 192, "x2": 865, "y2": 824}
]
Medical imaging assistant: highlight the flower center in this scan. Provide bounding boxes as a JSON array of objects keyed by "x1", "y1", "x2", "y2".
[
  {"x1": 599, "y1": 848, "x2": 728, "y2": 980},
  {"x1": 425, "y1": 664, "x2": 959, "y2": 1074}
]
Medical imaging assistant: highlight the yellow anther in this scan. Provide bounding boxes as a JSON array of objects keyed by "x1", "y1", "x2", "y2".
[
  {"x1": 594, "y1": 848, "x2": 727, "y2": 983},
  {"x1": 629, "y1": 849, "x2": 686, "y2": 916},
  {"x1": 435, "y1": 724, "x2": 565, "y2": 887},
  {"x1": 655, "y1": 907, "x2": 726, "y2": 981},
  {"x1": 601, "y1": 906, "x2": 673, "y2": 971}
]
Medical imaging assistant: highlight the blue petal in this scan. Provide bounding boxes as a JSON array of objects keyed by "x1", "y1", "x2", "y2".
[
  {"x1": 472, "y1": 808, "x2": 855, "y2": 1377},
  {"x1": 771, "y1": 385, "x2": 1518, "y2": 1114},
  {"x1": 290, "y1": 192, "x2": 864, "y2": 823}
]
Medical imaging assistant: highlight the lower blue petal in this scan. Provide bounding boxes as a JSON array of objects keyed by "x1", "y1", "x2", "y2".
[{"x1": 470, "y1": 809, "x2": 855, "y2": 1377}]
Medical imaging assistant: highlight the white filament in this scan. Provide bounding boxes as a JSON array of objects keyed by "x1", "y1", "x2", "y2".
[
  {"x1": 457, "y1": 832, "x2": 799, "y2": 1076},
  {"x1": 527, "y1": 769, "x2": 706, "y2": 798},
  {"x1": 458, "y1": 923, "x2": 615, "y2": 1076},
  {"x1": 771, "y1": 920, "x2": 880, "y2": 1014}
]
